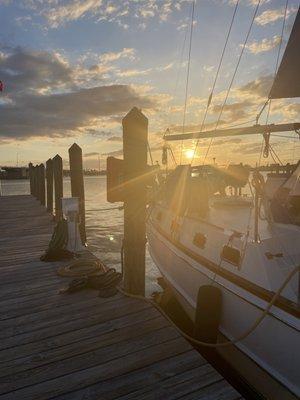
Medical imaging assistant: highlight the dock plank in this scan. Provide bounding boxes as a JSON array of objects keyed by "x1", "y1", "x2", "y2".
[{"x1": 0, "y1": 195, "x2": 243, "y2": 399}]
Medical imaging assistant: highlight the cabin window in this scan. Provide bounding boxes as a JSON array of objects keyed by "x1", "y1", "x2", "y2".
[
  {"x1": 221, "y1": 245, "x2": 241, "y2": 268},
  {"x1": 193, "y1": 232, "x2": 206, "y2": 249}
]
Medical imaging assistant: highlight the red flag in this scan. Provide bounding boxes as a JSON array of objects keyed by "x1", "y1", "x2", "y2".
[{"x1": 0, "y1": 81, "x2": 3, "y2": 91}]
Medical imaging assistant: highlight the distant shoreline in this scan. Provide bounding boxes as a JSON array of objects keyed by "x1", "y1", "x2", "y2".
[{"x1": 0, "y1": 168, "x2": 107, "y2": 180}]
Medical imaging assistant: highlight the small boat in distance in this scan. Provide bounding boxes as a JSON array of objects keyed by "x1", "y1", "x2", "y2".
[{"x1": 147, "y1": 5, "x2": 300, "y2": 399}]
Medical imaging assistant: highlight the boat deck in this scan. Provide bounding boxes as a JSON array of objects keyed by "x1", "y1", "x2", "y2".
[{"x1": 0, "y1": 195, "x2": 244, "y2": 400}]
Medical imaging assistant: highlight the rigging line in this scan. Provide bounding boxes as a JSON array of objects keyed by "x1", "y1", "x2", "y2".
[
  {"x1": 258, "y1": 135, "x2": 265, "y2": 167},
  {"x1": 179, "y1": 0, "x2": 196, "y2": 165},
  {"x1": 256, "y1": 0, "x2": 291, "y2": 125},
  {"x1": 167, "y1": 18, "x2": 189, "y2": 129},
  {"x1": 191, "y1": 0, "x2": 240, "y2": 165},
  {"x1": 269, "y1": 144, "x2": 283, "y2": 165},
  {"x1": 292, "y1": 132, "x2": 296, "y2": 163},
  {"x1": 169, "y1": 146, "x2": 177, "y2": 165},
  {"x1": 165, "y1": 12, "x2": 190, "y2": 165},
  {"x1": 147, "y1": 141, "x2": 154, "y2": 166},
  {"x1": 260, "y1": 1, "x2": 289, "y2": 167},
  {"x1": 202, "y1": 0, "x2": 262, "y2": 166}
]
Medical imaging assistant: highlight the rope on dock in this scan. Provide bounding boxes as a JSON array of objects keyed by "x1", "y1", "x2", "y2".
[
  {"x1": 57, "y1": 258, "x2": 122, "y2": 297},
  {"x1": 57, "y1": 258, "x2": 104, "y2": 277}
]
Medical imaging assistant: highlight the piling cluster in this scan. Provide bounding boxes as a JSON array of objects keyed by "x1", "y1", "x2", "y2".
[{"x1": 28, "y1": 143, "x2": 86, "y2": 243}]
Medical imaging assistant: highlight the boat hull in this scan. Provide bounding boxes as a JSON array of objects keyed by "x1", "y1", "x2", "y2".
[{"x1": 148, "y1": 222, "x2": 300, "y2": 398}]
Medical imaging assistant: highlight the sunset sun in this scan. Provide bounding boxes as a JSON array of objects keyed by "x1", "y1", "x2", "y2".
[{"x1": 185, "y1": 149, "x2": 194, "y2": 159}]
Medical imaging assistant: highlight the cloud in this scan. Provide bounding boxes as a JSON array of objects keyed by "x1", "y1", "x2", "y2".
[
  {"x1": 0, "y1": 85, "x2": 156, "y2": 141},
  {"x1": 21, "y1": 0, "x2": 192, "y2": 29},
  {"x1": 203, "y1": 65, "x2": 215, "y2": 73},
  {"x1": 40, "y1": 0, "x2": 104, "y2": 29},
  {"x1": 116, "y1": 68, "x2": 152, "y2": 78},
  {"x1": 212, "y1": 100, "x2": 254, "y2": 121},
  {"x1": 106, "y1": 135, "x2": 122, "y2": 141},
  {"x1": 0, "y1": 47, "x2": 72, "y2": 94},
  {"x1": 100, "y1": 48, "x2": 136, "y2": 64},
  {"x1": 0, "y1": 47, "x2": 160, "y2": 142},
  {"x1": 103, "y1": 148, "x2": 123, "y2": 157},
  {"x1": 157, "y1": 62, "x2": 174, "y2": 71},
  {"x1": 255, "y1": 6, "x2": 297, "y2": 26},
  {"x1": 84, "y1": 152, "x2": 99, "y2": 157},
  {"x1": 116, "y1": 62, "x2": 174, "y2": 78},
  {"x1": 239, "y1": 74, "x2": 273, "y2": 97},
  {"x1": 235, "y1": 142, "x2": 265, "y2": 155},
  {"x1": 245, "y1": 35, "x2": 281, "y2": 54}
]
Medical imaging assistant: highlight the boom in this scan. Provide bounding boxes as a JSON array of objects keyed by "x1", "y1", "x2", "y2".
[{"x1": 164, "y1": 122, "x2": 300, "y2": 141}]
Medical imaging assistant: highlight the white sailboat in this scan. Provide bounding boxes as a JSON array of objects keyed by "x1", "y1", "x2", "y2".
[{"x1": 147, "y1": 4, "x2": 300, "y2": 398}]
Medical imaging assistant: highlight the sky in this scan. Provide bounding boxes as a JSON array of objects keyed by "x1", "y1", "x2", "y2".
[{"x1": 0, "y1": 0, "x2": 299, "y2": 168}]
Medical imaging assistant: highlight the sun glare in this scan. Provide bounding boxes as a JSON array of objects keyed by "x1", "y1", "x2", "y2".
[{"x1": 185, "y1": 149, "x2": 194, "y2": 159}]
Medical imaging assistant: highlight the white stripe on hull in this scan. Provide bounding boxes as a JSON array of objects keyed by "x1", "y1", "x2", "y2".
[{"x1": 148, "y1": 225, "x2": 300, "y2": 397}]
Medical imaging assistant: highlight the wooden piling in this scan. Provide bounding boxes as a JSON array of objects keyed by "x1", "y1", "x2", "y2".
[
  {"x1": 69, "y1": 143, "x2": 86, "y2": 244},
  {"x1": 38, "y1": 163, "x2": 46, "y2": 206},
  {"x1": 28, "y1": 163, "x2": 33, "y2": 195},
  {"x1": 53, "y1": 154, "x2": 63, "y2": 220},
  {"x1": 122, "y1": 107, "x2": 148, "y2": 296},
  {"x1": 46, "y1": 158, "x2": 53, "y2": 214},
  {"x1": 32, "y1": 165, "x2": 37, "y2": 198},
  {"x1": 36, "y1": 165, "x2": 41, "y2": 202}
]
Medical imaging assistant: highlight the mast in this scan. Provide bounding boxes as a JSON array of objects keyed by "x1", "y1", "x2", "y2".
[{"x1": 164, "y1": 122, "x2": 300, "y2": 141}]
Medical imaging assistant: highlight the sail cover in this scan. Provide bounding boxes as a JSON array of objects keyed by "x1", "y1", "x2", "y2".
[{"x1": 269, "y1": 7, "x2": 300, "y2": 99}]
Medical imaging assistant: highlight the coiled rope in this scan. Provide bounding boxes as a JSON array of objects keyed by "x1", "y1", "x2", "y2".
[{"x1": 57, "y1": 258, "x2": 105, "y2": 277}]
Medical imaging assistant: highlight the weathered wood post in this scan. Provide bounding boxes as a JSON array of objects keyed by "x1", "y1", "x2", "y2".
[
  {"x1": 34, "y1": 165, "x2": 39, "y2": 199},
  {"x1": 46, "y1": 158, "x2": 53, "y2": 213},
  {"x1": 69, "y1": 143, "x2": 86, "y2": 244},
  {"x1": 36, "y1": 165, "x2": 41, "y2": 202},
  {"x1": 122, "y1": 107, "x2": 148, "y2": 295},
  {"x1": 32, "y1": 165, "x2": 38, "y2": 198},
  {"x1": 53, "y1": 154, "x2": 63, "y2": 220},
  {"x1": 28, "y1": 163, "x2": 34, "y2": 195},
  {"x1": 38, "y1": 163, "x2": 46, "y2": 206}
]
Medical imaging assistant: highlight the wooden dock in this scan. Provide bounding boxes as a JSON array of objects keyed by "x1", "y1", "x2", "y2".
[{"x1": 0, "y1": 195, "x2": 244, "y2": 400}]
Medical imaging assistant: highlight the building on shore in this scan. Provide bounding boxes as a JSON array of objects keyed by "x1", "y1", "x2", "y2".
[{"x1": 0, "y1": 167, "x2": 29, "y2": 180}]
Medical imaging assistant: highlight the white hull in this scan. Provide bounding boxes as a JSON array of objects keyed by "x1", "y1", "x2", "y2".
[{"x1": 148, "y1": 219, "x2": 300, "y2": 398}]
